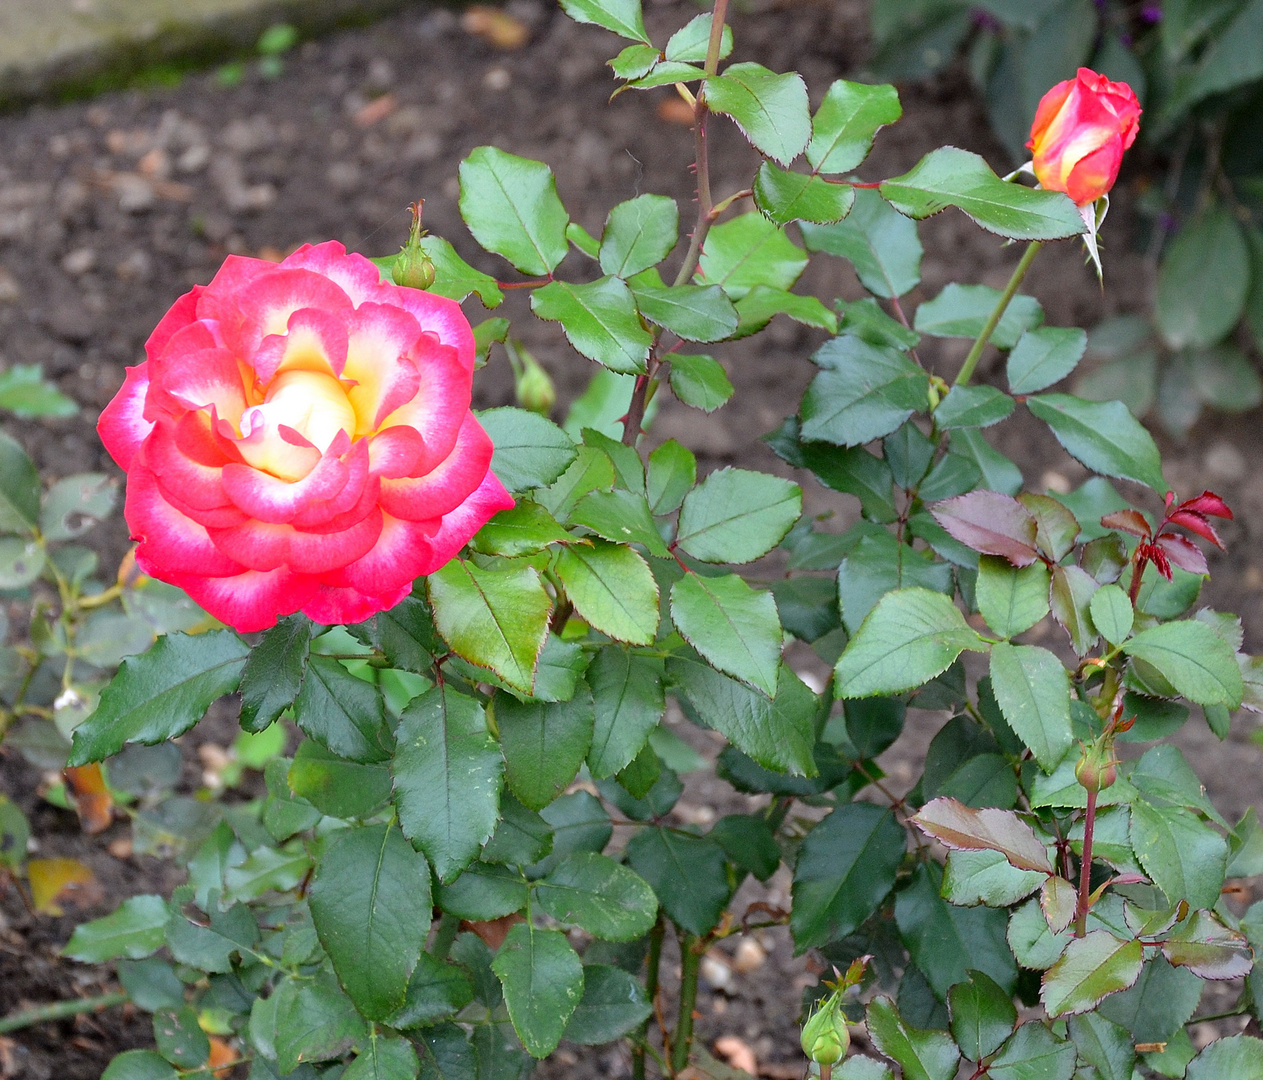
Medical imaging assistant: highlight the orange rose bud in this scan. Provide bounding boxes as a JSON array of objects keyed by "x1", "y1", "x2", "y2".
[{"x1": 1027, "y1": 68, "x2": 1140, "y2": 206}]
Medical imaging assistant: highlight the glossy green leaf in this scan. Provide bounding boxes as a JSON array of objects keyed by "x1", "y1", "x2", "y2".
[
  {"x1": 293, "y1": 654, "x2": 391, "y2": 764},
  {"x1": 933, "y1": 385, "x2": 1015, "y2": 430},
  {"x1": 807, "y1": 79, "x2": 901, "y2": 173},
  {"x1": 570, "y1": 490, "x2": 669, "y2": 555},
  {"x1": 599, "y1": 194, "x2": 677, "y2": 277},
  {"x1": 0, "y1": 432, "x2": 39, "y2": 533},
  {"x1": 625, "y1": 826, "x2": 729, "y2": 935},
  {"x1": 458, "y1": 147, "x2": 569, "y2": 276},
  {"x1": 866, "y1": 996, "x2": 960, "y2": 1080},
  {"x1": 647, "y1": 440, "x2": 696, "y2": 516},
  {"x1": 555, "y1": 541, "x2": 659, "y2": 646},
  {"x1": 532, "y1": 277, "x2": 653, "y2": 375},
  {"x1": 987, "y1": 1023, "x2": 1076, "y2": 1080},
  {"x1": 343, "y1": 1034, "x2": 419, "y2": 1080},
  {"x1": 989, "y1": 643, "x2": 1072, "y2": 772},
  {"x1": 949, "y1": 970, "x2": 1017, "y2": 1062},
  {"x1": 836, "y1": 588, "x2": 987, "y2": 698},
  {"x1": 497, "y1": 686, "x2": 595, "y2": 810},
  {"x1": 63, "y1": 894, "x2": 168, "y2": 962},
  {"x1": 585, "y1": 648, "x2": 665, "y2": 779},
  {"x1": 1130, "y1": 800, "x2": 1228, "y2": 909},
  {"x1": 800, "y1": 188, "x2": 922, "y2": 298},
  {"x1": 289, "y1": 741, "x2": 392, "y2": 819},
  {"x1": 39, "y1": 472, "x2": 114, "y2": 540},
  {"x1": 392, "y1": 684, "x2": 502, "y2": 883},
  {"x1": 1026, "y1": 393, "x2": 1165, "y2": 492},
  {"x1": 238, "y1": 614, "x2": 311, "y2": 733},
  {"x1": 434, "y1": 860, "x2": 527, "y2": 921},
  {"x1": 1040, "y1": 931, "x2": 1143, "y2": 1018},
  {"x1": 753, "y1": 163, "x2": 854, "y2": 225},
  {"x1": 704, "y1": 62, "x2": 810, "y2": 166},
  {"x1": 308, "y1": 824, "x2": 432, "y2": 1021},
  {"x1": 388, "y1": 953, "x2": 476, "y2": 1030},
  {"x1": 153, "y1": 1005, "x2": 210, "y2": 1068},
  {"x1": 536, "y1": 851, "x2": 657, "y2": 941},
  {"x1": 562, "y1": 964, "x2": 653, "y2": 1044},
  {"x1": 1122, "y1": 620, "x2": 1244, "y2": 708},
  {"x1": 675, "y1": 467, "x2": 800, "y2": 564},
  {"x1": 428, "y1": 559, "x2": 551, "y2": 695},
  {"x1": 880, "y1": 147, "x2": 1084, "y2": 240},
  {"x1": 631, "y1": 283, "x2": 738, "y2": 342},
  {"x1": 1067, "y1": 1013, "x2": 1135, "y2": 1080},
  {"x1": 68, "y1": 631, "x2": 249, "y2": 766},
  {"x1": 479, "y1": 406, "x2": 577, "y2": 493},
  {"x1": 976, "y1": 558, "x2": 1050, "y2": 639},
  {"x1": 695, "y1": 211, "x2": 807, "y2": 300},
  {"x1": 101, "y1": 1051, "x2": 178, "y2": 1080},
  {"x1": 1156, "y1": 207, "x2": 1250, "y2": 350},
  {"x1": 558, "y1": 0, "x2": 649, "y2": 42},
  {"x1": 791, "y1": 802, "x2": 905, "y2": 950},
  {"x1": 914, "y1": 283, "x2": 1043, "y2": 350},
  {"x1": 470, "y1": 502, "x2": 570, "y2": 558},
  {"x1": 1088, "y1": 584, "x2": 1132, "y2": 647},
  {"x1": 670, "y1": 574, "x2": 781, "y2": 698},
  {"x1": 1006, "y1": 327, "x2": 1087, "y2": 394},
  {"x1": 492, "y1": 923, "x2": 584, "y2": 1058},
  {"x1": 418, "y1": 235, "x2": 504, "y2": 308},
  {"x1": 664, "y1": 13, "x2": 733, "y2": 62},
  {"x1": 734, "y1": 284, "x2": 839, "y2": 335},
  {"x1": 668, "y1": 353, "x2": 734, "y2": 412},
  {"x1": 800, "y1": 338, "x2": 930, "y2": 447},
  {"x1": 1187, "y1": 1034, "x2": 1263, "y2": 1080},
  {"x1": 271, "y1": 970, "x2": 365, "y2": 1072}
]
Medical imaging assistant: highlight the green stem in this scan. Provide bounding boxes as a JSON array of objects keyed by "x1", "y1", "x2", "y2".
[
  {"x1": 430, "y1": 911, "x2": 460, "y2": 961},
  {"x1": 633, "y1": 918, "x2": 667, "y2": 1080},
  {"x1": 671, "y1": 932, "x2": 703, "y2": 1075},
  {"x1": 954, "y1": 240, "x2": 1043, "y2": 387},
  {"x1": 0, "y1": 992, "x2": 128, "y2": 1034},
  {"x1": 1074, "y1": 787, "x2": 1098, "y2": 938}
]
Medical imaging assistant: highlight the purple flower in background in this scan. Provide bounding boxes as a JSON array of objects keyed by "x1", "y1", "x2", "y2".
[
  {"x1": 1141, "y1": 3, "x2": 1163, "y2": 23},
  {"x1": 971, "y1": 8, "x2": 1001, "y2": 32}
]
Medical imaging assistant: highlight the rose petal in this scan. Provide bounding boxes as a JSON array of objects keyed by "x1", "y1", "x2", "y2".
[
  {"x1": 341, "y1": 303, "x2": 424, "y2": 434},
  {"x1": 150, "y1": 346, "x2": 250, "y2": 427},
  {"x1": 97, "y1": 364, "x2": 154, "y2": 471},
  {"x1": 280, "y1": 241, "x2": 390, "y2": 307},
  {"x1": 251, "y1": 306, "x2": 351, "y2": 383},
  {"x1": 209, "y1": 507, "x2": 383, "y2": 574},
  {"x1": 143, "y1": 423, "x2": 234, "y2": 512},
  {"x1": 289, "y1": 440, "x2": 376, "y2": 528},
  {"x1": 217, "y1": 268, "x2": 355, "y2": 359},
  {"x1": 303, "y1": 580, "x2": 413, "y2": 627},
  {"x1": 367, "y1": 424, "x2": 426, "y2": 479},
  {"x1": 126, "y1": 467, "x2": 246, "y2": 578},
  {"x1": 385, "y1": 281, "x2": 477, "y2": 373},
  {"x1": 167, "y1": 566, "x2": 319, "y2": 633},
  {"x1": 379, "y1": 413, "x2": 495, "y2": 520},
  {"x1": 144, "y1": 287, "x2": 202, "y2": 364},
  {"x1": 222, "y1": 441, "x2": 353, "y2": 524},
  {"x1": 421, "y1": 470, "x2": 515, "y2": 572},
  {"x1": 377, "y1": 335, "x2": 471, "y2": 474}
]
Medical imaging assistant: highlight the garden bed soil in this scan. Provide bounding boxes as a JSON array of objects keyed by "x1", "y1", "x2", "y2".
[{"x1": 1, "y1": 1, "x2": 1262, "y2": 1077}]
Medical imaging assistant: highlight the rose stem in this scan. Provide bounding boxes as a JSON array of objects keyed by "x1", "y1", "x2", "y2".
[
  {"x1": 632, "y1": 918, "x2": 667, "y2": 1080},
  {"x1": 670, "y1": 931, "x2": 703, "y2": 1074},
  {"x1": 1075, "y1": 787, "x2": 1098, "y2": 938},
  {"x1": 954, "y1": 240, "x2": 1043, "y2": 387},
  {"x1": 0, "y1": 991, "x2": 129, "y2": 1034}
]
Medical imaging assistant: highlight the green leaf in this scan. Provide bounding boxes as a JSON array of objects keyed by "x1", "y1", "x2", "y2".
[
  {"x1": 599, "y1": 194, "x2": 678, "y2": 278},
  {"x1": 562, "y1": 964, "x2": 653, "y2": 1044},
  {"x1": 418, "y1": 235, "x2": 504, "y2": 308},
  {"x1": 1187, "y1": 1035, "x2": 1263, "y2": 1080},
  {"x1": 695, "y1": 211, "x2": 807, "y2": 300},
  {"x1": 555, "y1": 541, "x2": 659, "y2": 646},
  {"x1": 1007, "y1": 897, "x2": 1070, "y2": 970},
  {"x1": 570, "y1": 490, "x2": 669, "y2": 556},
  {"x1": 664, "y1": 13, "x2": 733, "y2": 62},
  {"x1": 704, "y1": 63, "x2": 810, "y2": 166},
  {"x1": 1130, "y1": 800, "x2": 1228, "y2": 909},
  {"x1": 647, "y1": 440, "x2": 696, "y2": 516},
  {"x1": 632, "y1": 283, "x2": 738, "y2": 342},
  {"x1": 942, "y1": 849, "x2": 1043, "y2": 907},
  {"x1": 880, "y1": 147, "x2": 1084, "y2": 240},
  {"x1": 836, "y1": 588, "x2": 987, "y2": 698},
  {"x1": 753, "y1": 163, "x2": 854, "y2": 225},
  {"x1": 791, "y1": 803, "x2": 905, "y2": 950},
  {"x1": 625, "y1": 826, "x2": 729, "y2": 935},
  {"x1": 914, "y1": 283, "x2": 1043, "y2": 350},
  {"x1": 624, "y1": 61, "x2": 705, "y2": 90},
  {"x1": 392, "y1": 684, "x2": 502, "y2": 884},
  {"x1": 801, "y1": 188, "x2": 922, "y2": 298},
  {"x1": 1026, "y1": 394, "x2": 1165, "y2": 493},
  {"x1": 1156, "y1": 207, "x2": 1250, "y2": 350},
  {"x1": 801, "y1": 338, "x2": 930, "y2": 447},
  {"x1": 532, "y1": 277, "x2": 653, "y2": 375},
  {"x1": 0, "y1": 364, "x2": 77, "y2": 418},
  {"x1": 933, "y1": 385, "x2": 1015, "y2": 430},
  {"x1": 1088, "y1": 584, "x2": 1132, "y2": 647},
  {"x1": 976, "y1": 558, "x2": 1050, "y2": 639},
  {"x1": 675, "y1": 467, "x2": 801, "y2": 564},
  {"x1": 669, "y1": 658, "x2": 817, "y2": 776},
  {"x1": 343, "y1": 1034, "x2": 419, "y2": 1080},
  {"x1": 308, "y1": 824, "x2": 431, "y2": 1021},
  {"x1": 428, "y1": 559, "x2": 551, "y2": 695},
  {"x1": 1122, "y1": 620, "x2": 1244, "y2": 708},
  {"x1": 987, "y1": 1023, "x2": 1076, "y2": 1080},
  {"x1": 669, "y1": 353, "x2": 734, "y2": 411},
  {"x1": 434, "y1": 860, "x2": 528, "y2": 921},
  {"x1": 949, "y1": 971, "x2": 1017, "y2": 1062},
  {"x1": 988, "y1": 643, "x2": 1072, "y2": 772},
  {"x1": 1067, "y1": 1013, "x2": 1135, "y2": 1080},
  {"x1": 458, "y1": 148, "x2": 569, "y2": 276},
  {"x1": 670, "y1": 574, "x2": 782, "y2": 698},
  {"x1": 293, "y1": 653, "x2": 391, "y2": 764},
  {"x1": 68, "y1": 631, "x2": 248, "y2": 766},
  {"x1": 1006, "y1": 327, "x2": 1087, "y2": 394},
  {"x1": 272, "y1": 970, "x2": 366, "y2": 1072},
  {"x1": 497, "y1": 686, "x2": 595, "y2": 811},
  {"x1": 558, "y1": 0, "x2": 649, "y2": 42},
  {"x1": 0, "y1": 432, "x2": 38, "y2": 534},
  {"x1": 290, "y1": 741, "x2": 391, "y2": 819},
  {"x1": 536, "y1": 851, "x2": 658, "y2": 941},
  {"x1": 609, "y1": 43, "x2": 658, "y2": 80},
  {"x1": 101, "y1": 1051, "x2": 179, "y2": 1080},
  {"x1": 63, "y1": 894, "x2": 168, "y2": 962},
  {"x1": 491, "y1": 923, "x2": 584, "y2": 1058},
  {"x1": 807, "y1": 79, "x2": 901, "y2": 173},
  {"x1": 222, "y1": 846, "x2": 310, "y2": 904},
  {"x1": 471, "y1": 502, "x2": 570, "y2": 558},
  {"x1": 866, "y1": 996, "x2": 960, "y2": 1080},
  {"x1": 895, "y1": 862, "x2": 1016, "y2": 999},
  {"x1": 1040, "y1": 931, "x2": 1143, "y2": 1018},
  {"x1": 40, "y1": 472, "x2": 115, "y2": 540},
  {"x1": 586, "y1": 648, "x2": 665, "y2": 779},
  {"x1": 710, "y1": 814, "x2": 781, "y2": 881},
  {"x1": 153, "y1": 1005, "x2": 210, "y2": 1068},
  {"x1": 388, "y1": 953, "x2": 476, "y2": 1030},
  {"x1": 479, "y1": 406, "x2": 577, "y2": 493},
  {"x1": 238, "y1": 614, "x2": 311, "y2": 733},
  {"x1": 733, "y1": 285, "x2": 840, "y2": 336}
]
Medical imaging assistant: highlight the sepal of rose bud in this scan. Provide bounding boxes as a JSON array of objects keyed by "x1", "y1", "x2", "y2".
[
  {"x1": 1075, "y1": 738, "x2": 1117, "y2": 793},
  {"x1": 391, "y1": 244, "x2": 435, "y2": 290},
  {"x1": 800, "y1": 990, "x2": 849, "y2": 1066}
]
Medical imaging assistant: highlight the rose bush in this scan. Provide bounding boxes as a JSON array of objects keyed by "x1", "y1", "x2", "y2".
[
  {"x1": 1027, "y1": 67, "x2": 1141, "y2": 205},
  {"x1": 97, "y1": 241, "x2": 513, "y2": 631}
]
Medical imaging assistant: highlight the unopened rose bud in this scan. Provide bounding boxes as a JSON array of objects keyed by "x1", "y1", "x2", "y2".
[
  {"x1": 506, "y1": 339, "x2": 555, "y2": 415},
  {"x1": 391, "y1": 199, "x2": 436, "y2": 290},
  {"x1": 1075, "y1": 741, "x2": 1117, "y2": 793},
  {"x1": 800, "y1": 990, "x2": 849, "y2": 1066}
]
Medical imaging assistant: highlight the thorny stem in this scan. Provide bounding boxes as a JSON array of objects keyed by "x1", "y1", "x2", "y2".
[
  {"x1": 671, "y1": 932, "x2": 703, "y2": 1075},
  {"x1": 633, "y1": 918, "x2": 667, "y2": 1080},
  {"x1": 954, "y1": 240, "x2": 1043, "y2": 387},
  {"x1": 0, "y1": 991, "x2": 129, "y2": 1034},
  {"x1": 1075, "y1": 788, "x2": 1098, "y2": 938}
]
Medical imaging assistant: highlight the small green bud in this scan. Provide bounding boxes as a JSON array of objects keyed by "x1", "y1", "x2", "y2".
[
  {"x1": 391, "y1": 199, "x2": 436, "y2": 290},
  {"x1": 800, "y1": 990, "x2": 849, "y2": 1066},
  {"x1": 1075, "y1": 738, "x2": 1117, "y2": 793},
  {"x1": 506, "y1": 339, "x2": 555, "y2": 415}
]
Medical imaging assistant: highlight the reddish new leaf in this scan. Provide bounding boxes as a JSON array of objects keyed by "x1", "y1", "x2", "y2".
[
  {"x1": 1179, "y1": 491, "x2": 1232, "y2": 520},
  {"x1": 1155, "y1": 533, "x2": 1208, "y2": 576},
  {"x1": 1100, "y1": 509, "x2": 1150, "y2": 539},
  {"x1": 912, "y1": 796, "x2": 1054, "y2": 873},
  {"x1": 931, "y1": 491, "x2": 1039, "y2": 566},
  {"x1": 1166, "y1": 510, "x2": 1224, "y2": 550}
]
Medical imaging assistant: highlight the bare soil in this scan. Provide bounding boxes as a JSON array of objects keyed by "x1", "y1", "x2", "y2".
[{"x1": 1, "y1": 1, "x2": 1262, "y2": 1077}]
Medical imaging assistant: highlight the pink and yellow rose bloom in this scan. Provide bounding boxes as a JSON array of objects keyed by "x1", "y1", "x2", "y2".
[
  {"x1": 1028, "y1": 67, "x2": 1141, "y2": 206},
  {"x1": 98, "y1": 241, "x2": 513, "y2": 632}
]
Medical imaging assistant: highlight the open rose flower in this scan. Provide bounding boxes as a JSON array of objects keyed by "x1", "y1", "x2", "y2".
[
  {"x1": 98, "y1": 241, "x2": 514, "y2": 632},
  {"x1": 1028, "y1": 67, "x2": 1141, "y2": 206}
]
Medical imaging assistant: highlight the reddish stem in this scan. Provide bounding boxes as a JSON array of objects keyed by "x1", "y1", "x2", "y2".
[{"x1": 1075, "y1": 788, "x2": 1098, "y2": 938}]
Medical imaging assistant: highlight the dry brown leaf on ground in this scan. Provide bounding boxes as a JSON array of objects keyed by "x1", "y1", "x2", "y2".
[
  {"x1": 461, "y1": 7, "x2": 530, "y2": 49},
  {"x1": 27, "y1": 857, "x2": 99, "y2": 915},
  {"x1": 714, "y1": 1036, "x2": 758, "y2": 1076},
  {"x1": 64, "y1": 763, "x2": 113, "y2": 834}
]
